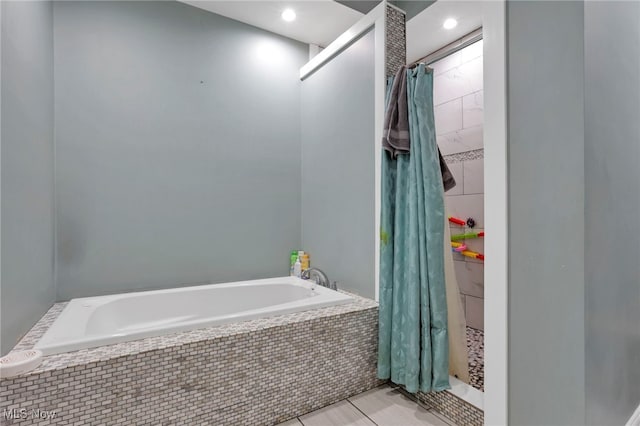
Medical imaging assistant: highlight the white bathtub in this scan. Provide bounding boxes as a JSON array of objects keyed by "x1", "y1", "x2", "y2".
[{"x1": 34, "y1": 276, "x2": 353, "y2": 356}]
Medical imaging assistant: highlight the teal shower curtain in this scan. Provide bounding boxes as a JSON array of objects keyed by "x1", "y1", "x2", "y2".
[{"x1": 378, "y1": 64, "x2": 449, "y2": 393}]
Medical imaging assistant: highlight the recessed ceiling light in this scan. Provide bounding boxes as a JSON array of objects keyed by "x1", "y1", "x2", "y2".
[
  {"x1": 281, "y1": 9, "x2": 296, "y2": 22},
  {"x1": 443, "y1": 18, "x2": 458, "y2": 30}
]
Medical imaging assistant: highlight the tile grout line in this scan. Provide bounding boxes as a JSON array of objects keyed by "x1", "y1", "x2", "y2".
[
  {"x1": 346, "y1": 398, "x2": 380, "y2": 426},
  {"x1": 392, "y1": 385, "x2": 457, "y2": 426},
  {"x1": 429, "y1": 409, "x2": 458, "y2": 426},
  {"x1": 291, "y1": 383, "x2": 465, "y2": 426}
]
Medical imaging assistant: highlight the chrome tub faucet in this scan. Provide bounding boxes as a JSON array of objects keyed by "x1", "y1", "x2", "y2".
[{"x1": 301, "y1": 268, "x2": 337, "y2": 290}]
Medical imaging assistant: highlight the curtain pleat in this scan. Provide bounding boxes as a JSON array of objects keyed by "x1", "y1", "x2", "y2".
[{"x1": 378, "y1": 65, "x2": 450, "y2": 393}]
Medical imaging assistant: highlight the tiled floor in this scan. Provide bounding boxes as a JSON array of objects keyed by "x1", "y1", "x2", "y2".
[
  {"x1": 466, "y1": 326, "x2": 484, "y2": 391},
  {"x1": 277, "y1": 385, "x2": 458, "y2": 426}
]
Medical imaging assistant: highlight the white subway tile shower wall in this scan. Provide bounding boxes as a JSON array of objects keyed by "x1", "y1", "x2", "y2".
[
  {"x1": 463, "y1": 91, "x2": 484, "y2": 129},
  {"x1": 463, "y1": 159, "x2": 484, "y2": 195},
  {"x1": 433, "y1": 40, "x2": 485, "y2": 331},
  {"x1": 434, "y1": 98, "x2": 463, "y2": 135},
  {"x1": 434, "y1": 40, "x2": 483, "y2": 157},
  {"x1": 447, "y1": 194, "x2": 485, "y2": 229},
  {"x1": 438, "y1": 125, "x2": 483, "y2": 156}
]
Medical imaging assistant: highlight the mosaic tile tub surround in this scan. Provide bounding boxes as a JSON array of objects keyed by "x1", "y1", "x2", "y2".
[
  {"x1": 416, "y1": 386, "x2": 484, "y2": 426},
  {"x1": 1, "y1": 294, "x2": 382, "y2": 425}
]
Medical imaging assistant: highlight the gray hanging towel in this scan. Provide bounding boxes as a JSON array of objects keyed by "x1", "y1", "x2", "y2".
[
  {"x1": 383, "y1": 65, "x2": 457, "y2": 192},
  {"x1": 439, "y1": 151, "x2": 456, "y2": 192},
  {"x1": 382, "y1": 66, "x2": 410, "y2": 156}
]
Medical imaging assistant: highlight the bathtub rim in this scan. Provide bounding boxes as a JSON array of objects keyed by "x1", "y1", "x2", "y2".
[
  {"x1": 4, "y1": 287, "x2": 377, "y2": 379},
  {"x1": 33, "y1": 276, "x2": 353, "y2": 356}
]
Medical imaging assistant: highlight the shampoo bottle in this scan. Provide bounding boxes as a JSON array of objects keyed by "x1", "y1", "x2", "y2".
[
  {"x1": 301, "y1": 254, "x2": 310, "y2": 271},
  {"x1": 293, "y1": 256, "x2": 302, "y2": 278}
]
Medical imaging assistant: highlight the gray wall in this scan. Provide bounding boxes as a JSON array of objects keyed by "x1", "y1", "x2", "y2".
[
  {"x1": 584, "y1": 2, "x2": 640, "y2": 424},
  {"x1": 507, "y1": 2, "x2": 586, "y2": 424},
  {"x1": 54, "y1": 1, "x2": 308, "y2": 300},
  {"x1": 301, "y1": 30, "x2": 375, "y2": 298},
  {"x1": 1, "y1": 0, "x2": 55, "y2": 355}
]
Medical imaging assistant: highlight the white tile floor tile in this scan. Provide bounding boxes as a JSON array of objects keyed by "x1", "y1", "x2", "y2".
[
  {"x1": 349, "y1": 386, "x2": 453, "y2": 426},
  {"x1": 278, "y1": 419, "x2": 304, "y2": 426},
  {"x1": 298, "y1": 400, "x2": 375, "y2": 426},
  {"x1": 277, "y1": 385, "x2": 458, "y2": 426}
]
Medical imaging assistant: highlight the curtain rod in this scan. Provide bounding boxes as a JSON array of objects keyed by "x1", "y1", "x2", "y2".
[
  {"x1": 407, "y1": 63, "x2": 434, "y2": 73},
  {"x1": 410, "y1": 27, "x2": 483, "y2": 67}
]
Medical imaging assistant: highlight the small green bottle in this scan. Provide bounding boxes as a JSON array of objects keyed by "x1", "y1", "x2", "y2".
[{"x1": 290, "y1": 250, "x2": 299, "y2": 275}]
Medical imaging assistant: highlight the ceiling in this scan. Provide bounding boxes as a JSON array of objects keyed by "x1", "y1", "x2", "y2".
[
  {"x1": 179, "y1": 0, "x2": 481, "y2": 59},
  {"x1": 406, "y1": 0, "x2": 483, "y2": 63},
  {"x1": 179, "y1": 1, "x2": 364, "y2": 47},
  {"x1": 337, "y1": 1, "x2": 434, "y2": 20},
  {"x1": 334, "y1": 0, "x2": 380, "y2": 14}
]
